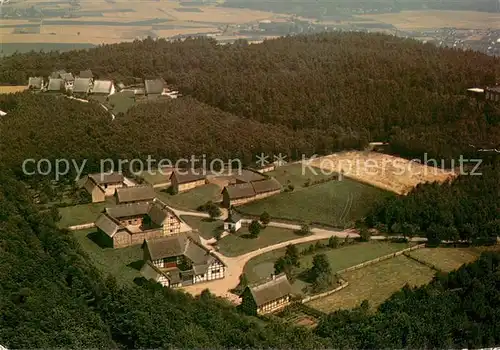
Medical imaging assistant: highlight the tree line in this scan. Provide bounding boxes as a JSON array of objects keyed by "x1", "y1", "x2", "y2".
[
  {"x1": 365, "y1": 159, "x2": 500, "y2": 245},
  {"x1": 2, "y1": 170, "x2": 500, "y2": 348}
]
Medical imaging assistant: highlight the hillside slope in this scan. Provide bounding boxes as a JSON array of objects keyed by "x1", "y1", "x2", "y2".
[{"x1": 1, "y1": 34, "x2": 499, "y2": 159}]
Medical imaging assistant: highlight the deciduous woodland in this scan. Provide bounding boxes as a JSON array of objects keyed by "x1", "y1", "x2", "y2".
[
  {"x1": 0, "y1": 33, "x2": 499, "y2": 348},
  {"x1": 1, "y1": 34, "x2": 500, "y2": 159}
]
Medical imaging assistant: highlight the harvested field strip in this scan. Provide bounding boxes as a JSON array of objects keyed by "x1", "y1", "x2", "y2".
[{"x1": 408, "y1": 247, "x2": 481, "y2": 272}]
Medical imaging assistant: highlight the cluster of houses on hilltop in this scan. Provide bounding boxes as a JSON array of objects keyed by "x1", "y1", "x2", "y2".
[{"x1": 27, "y1": 70, "x2": 180, "y2": 98}]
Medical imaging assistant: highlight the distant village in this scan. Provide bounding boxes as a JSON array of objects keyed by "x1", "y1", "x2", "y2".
[{"x1": 173, "y1": 19, "x2": 500, "y2": 57}]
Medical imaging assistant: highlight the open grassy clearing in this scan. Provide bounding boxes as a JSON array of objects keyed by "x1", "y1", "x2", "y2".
[
  {"x1": 181, "y1": 216, "x2": 224, "y2": 240},
  {"x1": 217, "y1": 224, "x2": 308, "y2": 257},
  {"x1": 266, "y1": 163, "x2": 334, "y2": 188},
  {"x1": 244, "y1": 241, "x2": 410, "y2": 283},
  {"x1": 156, "y1": 184, "x2": 221, "y2": 211},
  {"x1": 408, "y1": 246, "x2": 494, "y2": 272},
  {"x1": 238, "y1": 178, "x2": 392, "y2": 227},
  {"x1": 72, "y1": 228, "x2": 142, "y2": 286},
  {"x1": 107, "y1": 92, "x2": 137, "y2": 114},
  {"x1": 244, "y1": 241, "x2": 411, "y2": 297},
  {"x1": 58, "y1": 202, "x2": 106, "y2": 228},
  {"x1": 184, "y1": 216, "x2": 309, "y2": 256},
  {"x1": 307, "y1": 255, "x2": 435, "y2": 313}
]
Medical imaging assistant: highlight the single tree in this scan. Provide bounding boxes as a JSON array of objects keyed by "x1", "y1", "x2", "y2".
[
  {"x1": 359, "y1": 227, "x2": 371, "y2": 242},
  {"x1": 298, "y1": 223, "x2": 311, "y2": 236},
  {"x1": 311, "y1": 253, "x2": 331, "y2": 281},
  {"x1": 260, "y1": 211, "x2": 271, "y2": 225},
  {"x1": 284, "y1": 244, "x2": 300, "y2": 267},
  {"x1": 208, "y1": 205, "x2": 221, "y2": 220},
  {"x1": 249, "y1": 220, "x2": 261, "y2": 237},
  {"x1": 328, "y1": 235, "x2": 340, "y2": 249}
]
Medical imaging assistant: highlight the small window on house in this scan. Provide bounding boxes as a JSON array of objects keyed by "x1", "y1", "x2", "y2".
[
  {"x1": 104, "y1": 184, "x2": 108, "y2": 189},
  {"x1": 128, "y1": 220, "x2": 132, "y2": 225},
  {"x1": 213, "y1": 269, "x2": 220, "y2": 274}
]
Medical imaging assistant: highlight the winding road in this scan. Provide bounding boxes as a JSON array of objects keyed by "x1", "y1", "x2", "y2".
[{"x1": 164, "y1": 203, "x2": 426, "y2": 303}]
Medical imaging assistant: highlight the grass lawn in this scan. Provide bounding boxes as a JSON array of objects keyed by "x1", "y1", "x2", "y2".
[
  {"x1": 217, "y1": 225, "x2": 308, "y2": 257},
  {"x1": 409, "y1": 247, "x2": 483, "y2": 272},
  {"x1": 181, "y1": 216, "x2": 224, "y2": 240},
  {"x1": 72, "y1": 229, "x2": 143, "y2": 286},
  {"x1": 267, "y1": 163, "x2": 334, "y2": 188},
  {"x1": 238, "y1": 178, "x2": 392, "y2": 227},
  {"x1": 108, "y1": 92, "x2": 136, "y2": 114},
  {"x1": 156, "y1": 184, "x2": 221, "y2": 211},
  {"x1": 307, "y1": 255, "x2": 435, "y2": 313},
  {"x1": 58, "y1": 202, "x2": 106, "y2": 228},
  {"x1": 137, "y1": 168, "x2": 171, "y2": 186},
  {"x1": 243, "y1": 241, "x2": 411, "y2": 295}
]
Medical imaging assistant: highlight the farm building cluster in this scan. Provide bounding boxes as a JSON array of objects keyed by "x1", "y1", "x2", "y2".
[
  {"x1": 85, "y1": 175, "x2": 226, "y2": 287},
  {"x1": 27, "y1": 70, "x2": 180, "y2": 98},
  {"x1": 168, "y1": 167, "x2": 283, "y2": 207}
]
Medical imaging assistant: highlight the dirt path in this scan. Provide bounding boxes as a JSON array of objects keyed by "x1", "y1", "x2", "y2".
[{"x1": 182, "y1": 227, "x2": 359, "y2": 302}]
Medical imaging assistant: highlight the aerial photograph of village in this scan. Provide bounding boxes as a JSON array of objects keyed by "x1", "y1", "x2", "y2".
[{"x1": 0, "y1": 0, "x2": 499, "y2": 349}]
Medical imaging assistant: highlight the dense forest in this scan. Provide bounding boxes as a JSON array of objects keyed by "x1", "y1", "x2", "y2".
[
  {"x1": 0, "y1": 171, "x2": 328, "y2": 348},
  {"x1": 1, "y1": 34, "x2": 499, "y2": 161},
  {"x1": 0, "y1": 93, "x2": 346, "y2": 174},
  {"x1": 1, "y1": 171, "x2": 500, "y2": 348},
  {"x1": 365, "y1": 160, "x2": 500, "y2": 244}
]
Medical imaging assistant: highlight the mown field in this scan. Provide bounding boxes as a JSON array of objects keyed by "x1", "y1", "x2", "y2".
[
  {"x1": 408, "y1": 246, "x2": 495, "y2": 272},
  {"x1": 58, "y1": 202, "x2": 107, "y2": 228},
  {"x1": 72, "y1": 228, "x2": 143, "y2": 286},
  {"x1": 1, "y1": 0, "x2": 277, "y2": 46},
  {"x1": 156, "y1": 184, "x2": 222, "y2": 211},
  {"x1": 243, "y1": 241, "x2": 411, "y2": 295},
  {"x1": 307, "y1": 255, "x2": 436, "y2": 312},
  {"x1": 182, "y1": 216, "x2": 307, "y2": 257},
  {"x1": 238, "y1": 178, "x2": 392, "y2": 227},
  {"x1": 266, "y1": 163, "x2": 334, "y2": 188},
  {"x1": 356, "y1": 10, "x2": 500, "y2": 30}
]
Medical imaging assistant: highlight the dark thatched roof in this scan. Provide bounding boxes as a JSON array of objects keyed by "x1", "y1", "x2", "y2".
[{"x1": 247, "y1": 273, "x2": 292, "y2": 307}]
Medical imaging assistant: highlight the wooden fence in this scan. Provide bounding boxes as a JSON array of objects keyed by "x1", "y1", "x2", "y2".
[
  {"x1": 301, "y1": 278, "x2": 349, "y2": 304},
  {"x1": 301, "y1": 244, "x2": 426, "y2": 304},
  {"x1": 404, "y1": 251, "x2": 441, "y2": 272},
  {"x1": 336, "y1": 243, "x2": 426, "y2": 275}
]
